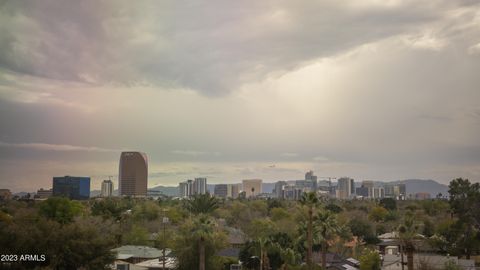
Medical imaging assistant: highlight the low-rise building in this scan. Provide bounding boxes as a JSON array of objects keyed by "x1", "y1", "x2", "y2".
[
  {"x1": 35, "y1": 188, "x2": 52, "y2": 199},
  {"x1": 381, "y1": 254, "x2": 475, "y2": 270},
  {"x1": 415, "y1": 192, "x2": 431, "y2": 200}
]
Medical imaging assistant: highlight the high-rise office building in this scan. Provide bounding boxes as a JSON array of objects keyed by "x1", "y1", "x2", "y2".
[
  {"x1": 187, "y1": 180, "x2": 194, "y2": 196},
  {"x1": 101, "y1": 180, "x2": 114, "y2": 197},
  {"x1": 397, "y1": 184, "x2": 406, "y2": 198},
  {"x1": 119, "y1": 152, "x2": 148, "y2": 196},
  {"x1": 193, "y1": 177, "x2": 207, "y2": 195},
  {"x1": 274, "y1": 181, "x2": 287, "y2": 198},
  {"x1": 370, "y1": 187, "x2": 385, "y2": 199},
  {"x1": 214, "y1": 184, "x2": 228, "y2": 198},
  {"x1": 229, "y1": 184, "x2": 240, "y2": 199},
  {"x1": 362, "y1": 181, "x2": 374, "y2": 189},
  {"x1": 283, "y1": 185, "x2": 303, "y2": 200},
  {"x1": 384, "y1": 183, "x2": 406, "y2": 199},
  {"x1": 336, "y1": 177, "x2": 355, "y2": 199},
  {"x1": 242, "y1": 179, "x2": 262, "y2": 198},
  {"x1": 179, "y1": 181, "x2": 188, "y2": 198},
  {"x1": 179, "y1": 179, "x2": 196, "y2": 197},
  {"x1": 358, "y1": 181, "x2": 374, "y2": 198},
  {"x1": 384, "y1": 184, "x2": 395, "y2": 198},
  {"x1": 53, "y1": 176, "x2": 90, "y2": 200},
  {"x1": 305, "y1": 170, "x2": 318, "y2": 191},
  {"x1": 356, "y1": 187, "x2": 369, "y2": 197}
]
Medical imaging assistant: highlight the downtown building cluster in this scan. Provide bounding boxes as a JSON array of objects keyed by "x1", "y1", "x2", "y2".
[
  {"x1": 271, "y1": 176, "x2": 407, "y2": 200},
  {"x1": 177, "y1": 170, "x2": 412, "y2": 201}
]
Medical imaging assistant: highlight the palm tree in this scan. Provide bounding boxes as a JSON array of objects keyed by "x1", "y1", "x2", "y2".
[
  {"x1": 398, "y1": 212, "x2": 422, "y2": 270},
  {"x1": 314, "y1": 210, "x2": 341, "y2": 269},
  {"x1": 276, "y1": 245, "x2": 298, "y2": 270},
  {"x1": 192, "y1": 214, "x2": 215, "y2": 270},
  {"x1": 258, "y1": 237, "x2": 271, "y2": 270},
  {"x1": 185, "y1": 193, "x2": 219, "y2": 215},
  {"x1": 299, "y1": 192, "x2": 319, "y2": 267}
]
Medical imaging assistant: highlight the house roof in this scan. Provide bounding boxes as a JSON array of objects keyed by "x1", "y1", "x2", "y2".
[
  {"x1": 135, "y1": 257, "x2": 177, "y2": 269},
  {"x1": 112, "y1": 245, "x2": 166, "y2": 259},
  {"x1": 217, "y1": 248, "x2": 241, "y2": 258},
  {"x1": 346, "y1": 258, "x2": 359, "y2": 265},
  {"x1": 341, "y1": 264, "x2": 359, "y2": 270},
  {"x1": 378, "y1": 232, "x2": 398, "y2": 239},
  {"x1": 382, "y1": 254, "x2": 475, "y2": 270},
  {"x1": 378, "y1": 231, "x2": 425, "y2": 240},
  {"x1": 117, "y1": 254, "x2": 133, "y2": 260}
]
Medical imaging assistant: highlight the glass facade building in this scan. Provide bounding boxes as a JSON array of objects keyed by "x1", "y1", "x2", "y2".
[{"x1": 52, "y1": 176, "x2": 90, "y2": 200}]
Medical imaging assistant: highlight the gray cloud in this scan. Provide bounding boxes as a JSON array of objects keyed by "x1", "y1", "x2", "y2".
[
  {"x1": 0, "y1": 141, "x2": 123, "y2": 152},
  {"x1": 171, "y1": 150, "x2": 221, "y2": 156},
  {"x1": 2, "y1": 1, "x2": 477, "y2": 95}
]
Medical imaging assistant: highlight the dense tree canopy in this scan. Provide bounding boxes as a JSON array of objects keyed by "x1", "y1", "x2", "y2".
[{"x1": 38, "y1": 197, "x2": 84, "y2": 224}]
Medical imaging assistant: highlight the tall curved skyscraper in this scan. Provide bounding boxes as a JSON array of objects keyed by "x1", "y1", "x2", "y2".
[{"x1": 119, "y1": 152, "x2": 148, "y2": 196}]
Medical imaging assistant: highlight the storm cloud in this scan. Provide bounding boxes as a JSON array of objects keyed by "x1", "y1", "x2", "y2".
[{"x1": 1, "y1": 0, "x2": 478, "y2": 94}]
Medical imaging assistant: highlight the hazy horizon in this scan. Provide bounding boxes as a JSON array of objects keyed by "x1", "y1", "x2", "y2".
[{"x1": 1, "y1": 1, "x2": 480, "y2": 192}]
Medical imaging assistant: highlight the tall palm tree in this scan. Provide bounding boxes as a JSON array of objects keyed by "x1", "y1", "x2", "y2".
[
  {"x1": 314, "y1": 210, "x2": 341, "y2": 269},
  {"x1": 192, "y1": 214, "x2": 215, "y2": 270},
  {"x1": 258, "y1": 237, "x2": 271, "y2": 270},
  {"x1": 299, "y1": 192, "x2": 319, "y2": 267},
  {"x1": 398, "y1": 212, "x2": 422, "y2": 270},
  {"x1": 185, "y1": 193, "x2": 219, "y2": 215}
]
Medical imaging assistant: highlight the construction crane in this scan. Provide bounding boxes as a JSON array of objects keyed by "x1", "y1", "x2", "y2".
[{"x1": 318, "y1": 176, "x2": 337, "y2": 189}]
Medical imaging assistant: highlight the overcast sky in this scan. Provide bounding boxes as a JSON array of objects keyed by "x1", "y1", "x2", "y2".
[{"x1": 1, "y1": 0, "x2": 479, "y2": 192}]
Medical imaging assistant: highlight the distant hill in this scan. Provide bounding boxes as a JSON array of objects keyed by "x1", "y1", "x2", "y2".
[
  {"x1": 376, "y1": 179, "x2": 449, "y2": 197},
  {"x1": 148, "y1": 185, "x2": 179, "y2": 197}
]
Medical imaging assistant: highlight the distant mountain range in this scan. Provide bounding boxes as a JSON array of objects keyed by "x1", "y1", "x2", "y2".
[
  {"x1": 85, "y1": 179, "x2": 450, "y2": 198},
  {"x1": 377, "y1": 179, "x2": 449, "y2": 197}
]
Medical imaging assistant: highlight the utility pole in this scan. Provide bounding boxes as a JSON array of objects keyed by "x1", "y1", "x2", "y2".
[
  {"x1": 400, "y1": 244, "x2": 405, "y2": 270},
  {"x1": 162, "y1": 208, "x2": 169, "y2": 270}
]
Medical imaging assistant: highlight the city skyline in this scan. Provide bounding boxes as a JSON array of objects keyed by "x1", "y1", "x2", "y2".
[{"x1": 1, "y1": 1, "x2": 480, "y2": 192}]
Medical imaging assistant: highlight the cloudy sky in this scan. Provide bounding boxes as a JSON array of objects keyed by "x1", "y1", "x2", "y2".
[{"x1": 1, "y1": 0, "x2": 480, "y2": 192}]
